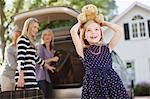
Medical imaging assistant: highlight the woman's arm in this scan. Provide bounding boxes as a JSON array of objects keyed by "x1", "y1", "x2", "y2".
[
  {"x1": 45, "y1": 56, "x2": 59, "y2": 63},
  {"x1": 36, "y1": 44, "x2": 56, "y2": 72},
  {"x1": 102, "y1": 21, "x2": 123, "y2": 52},
  {"x1": 36, "y1": 45, "x2": 58, "y2": 63},
  {"x1": 17, "y1": 37, "x2": 27, "y2": 87},
  {"x1": 17, "y1": 70, "x2": 24, "y2": 88},
  {"x1": 70, "y1": 22, "x2": 84, "y2": 58},
  {"x1": 6, "y1": 46, "x2": 17, "y2": 70},
  {"x1": 35, "y1": 52, "x2": 56, "y2": 72}
]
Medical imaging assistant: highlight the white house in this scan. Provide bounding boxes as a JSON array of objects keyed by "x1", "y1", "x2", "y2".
[{"x1": 104, "y1": 1, "x2": 150, "y2": 85}]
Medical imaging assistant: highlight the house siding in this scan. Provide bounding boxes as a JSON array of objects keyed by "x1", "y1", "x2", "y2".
[{"x1": 104, "y1": 3, "x2": 150, "y2": 84}]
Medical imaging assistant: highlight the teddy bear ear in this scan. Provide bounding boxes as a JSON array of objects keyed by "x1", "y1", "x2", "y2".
[
  {"x1": 81, "y1": 5, "x2": 88, "y2": 13},
  {"x1": 89, "y1": 4, "x2": 97, "y2": 12},
  {"x1": 77, "y1": 13, "x2": 87, "y2": 24},
  {"x1": 82, "y1": 4, "x2": 97, "y2": 13}
]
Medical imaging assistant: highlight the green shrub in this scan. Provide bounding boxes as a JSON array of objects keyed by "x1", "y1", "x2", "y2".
[{"x1": 134, "y1": 82, "x2": 150, "y2": 96}]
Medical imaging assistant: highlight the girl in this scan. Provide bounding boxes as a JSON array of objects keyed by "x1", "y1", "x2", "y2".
[
  {"x1": 15, "y1": 18, "x2": 56, "y2": 90},
  {"x1": 36, "y1": 29, "x2": 59, "y2": 98},
  {"x1": 70, "y1": 5, "x2": 129, "y2": 99}
]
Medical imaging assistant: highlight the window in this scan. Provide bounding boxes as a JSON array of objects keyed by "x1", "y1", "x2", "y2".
[
  {"x1": 132, "y1": 15, "x2": 143, "y2": 20},
  {"x1": 139, "y1": 22, "x2": 146, "y2": 37},
  {"x1": 125, "y1": 60, "x2": 134, "y2": 69},
  {"x1": 125, "y1": 60, "x2": 136, "y2": 82},
  {"x1": 126, "y1": 62, "x2": 131, "y2": 68},
  {"x1": 123, "y1": 15, "x2": 149, "y2": 40},
  {"x1": 131, "y1": 23, "x2": 138, "y2": 38},
  {"x1": 130, "y1": 15, "x2": 148, "y2": 39},
  {"x1": 126, "y1": 61, "x2": 134, "y2": 69}
]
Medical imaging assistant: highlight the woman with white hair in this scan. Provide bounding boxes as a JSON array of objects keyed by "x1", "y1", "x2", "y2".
[
  {"x1": 1, "y1": 27, "x2": 21, "y2": 92},
  {"x1": 36, "y1": 28, "x2": 59, "y2": 98},
  {"x1": 15, "y1": 18, "x2": 56, "y2": 90}
]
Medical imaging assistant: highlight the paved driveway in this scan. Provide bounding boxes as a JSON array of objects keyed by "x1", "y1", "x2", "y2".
[
  {"x1": 135, "y1": 97, "x2": 150, "y2": 99},
  {"x1": 53, "y1": 88, "x2": 150, "y2": 99},
  {"x1": 0, "y1": 65, "x2": 149, "y2": 99}
]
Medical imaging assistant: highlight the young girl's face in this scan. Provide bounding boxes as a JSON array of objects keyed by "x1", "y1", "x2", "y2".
[
  {"x1": 43, "y1": 32, "x2": 52, "y2": 44},
  {"x1": 85, "y1": 22, "x2": 102, "y2": 44}
]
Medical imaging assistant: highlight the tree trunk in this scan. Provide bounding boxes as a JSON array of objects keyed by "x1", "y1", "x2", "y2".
[
  {"x1": 0, "y1": 0, "x2": 23, "y2": 60},
  {"x1": 0, "y1": 0, "x2": 6, "y2": 60}
]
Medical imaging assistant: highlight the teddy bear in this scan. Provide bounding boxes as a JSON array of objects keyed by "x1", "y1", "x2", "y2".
[{"x1": 77, "y1": 4, "x2": 104, "y2": 25}]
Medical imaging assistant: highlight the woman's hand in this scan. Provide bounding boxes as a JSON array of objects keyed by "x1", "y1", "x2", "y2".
[
  {"x1": 44, "y1": 63, "x2": 56, "y2": 73},
  {"x1": 17, "y1": 71, "x2": 24, "y2": 88},
  {"x1": 17, "y1": 78, "x2": 24, "y2": 88},
  {"x1": 52, "y1": 56, "x2": 59, "y2": 62}
]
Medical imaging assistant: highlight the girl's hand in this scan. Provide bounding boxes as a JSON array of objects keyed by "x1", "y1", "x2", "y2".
[
  {"x1": 78, "y1": 20, "x2": 82, "y2": 25},
  {"x1": 44, "y1": 63, "x2": 56, "y2": 73},
  {"x1": 100, "y1": 21, "x2": 106, "y2": 27},
  {"x1": 77, "y1": 15, "x2": 81, "y2": 23}
]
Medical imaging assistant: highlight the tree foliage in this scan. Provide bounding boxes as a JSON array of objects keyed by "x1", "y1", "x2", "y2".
[
  {"x1": 29, "y1": 0, "x2": 117, "y2": 15},
  {"x1": 0, "y1": 0, "x2": 23, "y2": 59}
]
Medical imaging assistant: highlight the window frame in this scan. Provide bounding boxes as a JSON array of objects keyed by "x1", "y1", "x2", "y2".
[
  {"x1": 124, "y1": 60, "x2": 136, "y2": 81},
  {"x1": 129, "y1": 15, "x2": 149, "y2": 40}
]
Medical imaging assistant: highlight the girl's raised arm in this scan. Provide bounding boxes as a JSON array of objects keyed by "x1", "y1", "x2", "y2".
[
  {"x1": 102, "y1": 21, "x2": 123, "y2": 52},
  {"x1": 70, "y1": 22, "x2": 84, "y2": 58}
]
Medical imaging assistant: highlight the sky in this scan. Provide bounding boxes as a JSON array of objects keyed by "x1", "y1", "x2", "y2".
[{"x1": 115, "y1": 0, "x2": 150, "y2": 14}]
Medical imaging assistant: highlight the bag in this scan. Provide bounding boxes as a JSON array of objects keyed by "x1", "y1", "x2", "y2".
[
  {"x1": 49, "y1": 49, "x2": 71, "y2": 84},
  {"x1": 0, "y1": 89, "x2": 43, "y2": 99}
]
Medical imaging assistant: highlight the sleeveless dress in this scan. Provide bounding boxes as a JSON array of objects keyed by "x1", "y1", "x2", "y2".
[{"x1": 81, "y1": 44, "x2": 129, "y2": 99}]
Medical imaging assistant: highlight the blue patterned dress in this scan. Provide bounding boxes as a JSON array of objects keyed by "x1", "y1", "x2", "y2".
[{"x1": 81, "y1": 44, "x2": 129, "y2": 99}]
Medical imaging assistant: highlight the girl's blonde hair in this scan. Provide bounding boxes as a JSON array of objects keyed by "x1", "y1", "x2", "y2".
[
  {"x1": 80, "y1": 20, "x2": 103, "y2": 48},
  {"x1": 21, "y1": 17, "x2": 39, "y2": 46},
  {"x1": 41, "y1": 28, "x2": 54, "y2": 51}
]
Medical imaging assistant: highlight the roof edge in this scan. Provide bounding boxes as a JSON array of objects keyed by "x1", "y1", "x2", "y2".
[{"x1": 111, "y1": 1, "x2": 150, "y2": 23}]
